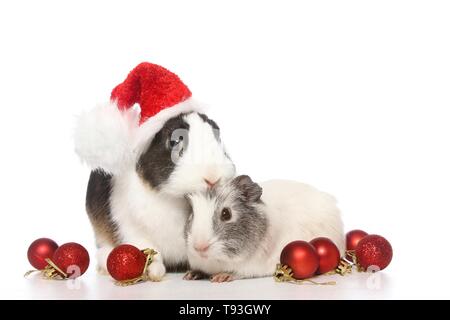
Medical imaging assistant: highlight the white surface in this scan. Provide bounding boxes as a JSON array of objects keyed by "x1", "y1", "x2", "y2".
[
  {"x1": 10, "y1": 271, "x2": 397, "y2": 300},
  {"x1": 1, "y1": 0, "x2": 450, "y2": 299}
]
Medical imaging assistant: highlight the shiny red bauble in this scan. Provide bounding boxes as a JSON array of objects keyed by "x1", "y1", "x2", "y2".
[
  {"x1": 355, "y1": 234, "x2": 393, "y2": 271},
  {"x1": 310, "y1": 237, "x2": 341, "y2": 274},
  {"x1": 27, "y1": 238, "x2": 59, "y2": 270},
  {"x1": 280, "y1": 240, "x2": 319, "y2": 279},
  {"x1": 346, "y1": 229, "x2": 368, "y2": 260},
  {"x1": 346, "y1": 229, "x2": 368, "y2": 251},
  {"x1": 107, "y1": 244, "x2": 146, "y2": 281},
  {"x1": 52, "y1": 242, "x2": 90, "y2": 277}
]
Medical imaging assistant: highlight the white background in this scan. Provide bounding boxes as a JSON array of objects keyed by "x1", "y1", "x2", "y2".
[{"x1": 1, "y1": 0, "x2": 449, "y2": 299}]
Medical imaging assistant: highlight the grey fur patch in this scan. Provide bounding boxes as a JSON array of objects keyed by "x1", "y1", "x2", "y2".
[
  {"x1": 197, "y1": 113, "x2": 220, "y2": 131},
  {"x1": 211, "y1": 176, "x2": 267, "y2": 257},
  {"x1": 167, "y1": 261, "x2": 190, "y2": 272}
]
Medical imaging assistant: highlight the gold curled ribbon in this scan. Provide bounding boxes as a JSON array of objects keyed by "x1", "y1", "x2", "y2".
[
  {"x1": 345, "y1": 250, "x2": 364, "y2": 272},
  {"x1": 43, "y1": 258, "x2": 68, "y2": 280},
  {"x1": 24, "y1": 258, "x2": 68, "y2": 280},
  {"x1": 274, "y1": 264, "x2": 336, "y2": 285},
  {"x1": 23, "y1": 269, "x2": 41, "y2": 278},
  {"x1": 346, "y1": 249, "x2": 356, "y2": 263},
  {"x1": 114, "y1": 248, "x2": 158, "y2": 286},
  {"x1": 335, "y1": 258, "x2": 352, "y2": 276},
  {"x1": 323, "y1": 250, "x2": 363, "y2": 276}
]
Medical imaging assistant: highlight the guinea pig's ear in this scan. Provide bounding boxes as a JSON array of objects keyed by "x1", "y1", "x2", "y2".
[{"x1": 233, "y1": 175, "x2": 262, "y2": 202}]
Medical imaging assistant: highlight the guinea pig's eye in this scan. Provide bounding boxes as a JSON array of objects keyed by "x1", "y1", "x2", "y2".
[
  {"x1": 168, "y1": 135, "x2": 183, "y2": 148},
  {"x1": 221, "y1": 208, "x2": 232, "y2": 222}
]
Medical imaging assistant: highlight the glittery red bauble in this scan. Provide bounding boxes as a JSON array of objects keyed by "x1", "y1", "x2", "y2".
[
  {"x1": 355, "y1": 234, "x2": 393, "y2": 271},
  {"x1": 27, "y1": 238, "x2": 58, "y2": 270},
  {"x1": 310, "y1": 237, "x2": 341, "y2": 274},
  {"x1": 280, "y1": 240, "x2": 319, "y2": 279},
  {"x1": 107, "y1": 244, "x2": 146, "y2": 281},
  {"x1": 52, "y1": 242, "x2": 90, "y2": 277}
]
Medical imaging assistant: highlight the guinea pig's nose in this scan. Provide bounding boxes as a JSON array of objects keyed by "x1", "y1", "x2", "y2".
[
  {"x1": 204, "y1": 178, "x2": 220, "y2": 189},
  {"x1": 194, "y1": 242, "x2": 210, "y2": 253}
]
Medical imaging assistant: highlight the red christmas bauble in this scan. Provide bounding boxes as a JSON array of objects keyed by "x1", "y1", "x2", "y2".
[
  {"x1": 346, "y1": 229, "x2": 368, "y2": 251},
  {"x1": 280, "y1": 240, "x2": 319, "y2": 279},
  {"x1": 310, "y1": 237, "x2": 341, "y2": 274},
  {"x1": 346, "y1": 229, "x2": 368, "y2": 260},
  {"x1": 107, "y1": 244, "x2": 146, "y2": 281},
  {"x1": 52, "y1": 242, "x2": 90, "y2": 277},
  {"x1": 355, "y1": 234, "x2": 393, "y2": 271},
  {"x1": 27, "y1": 238, "x2": 58, "y2": 270}
]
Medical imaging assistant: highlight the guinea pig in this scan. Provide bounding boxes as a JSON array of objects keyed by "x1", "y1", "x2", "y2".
[
  {"x1": 183, "y1": 175, "x2": 344, "y2": 282},
  {"x1": 85, "y1": 111, "x2": 235, "y2": 280},
  {"x1": 76, "y1": 63, "x2": 237, "y2": 281}
]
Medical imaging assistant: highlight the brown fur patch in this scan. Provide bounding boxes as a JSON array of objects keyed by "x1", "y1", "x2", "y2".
[{"x1": 86, "y1": 170, "x2": 120, "y2": 247}]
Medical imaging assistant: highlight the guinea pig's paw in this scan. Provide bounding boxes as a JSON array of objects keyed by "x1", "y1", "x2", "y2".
[
  {"x1": 183, "y1": 270, "x2": 208, "y2": 280},
  {"x1": 146, "y1": 260, "x2": 166, "y2": 282},
  {"x1": 210, "y1": 272, "x2": 234, "y2": 283}
]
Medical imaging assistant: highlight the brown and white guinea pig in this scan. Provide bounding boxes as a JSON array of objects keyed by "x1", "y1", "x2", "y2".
[
  {"x1": 183, "y1": 175, "x2": 344, "y2": 282},
  {"x1": 85, "y1": 112, "x2": 235, "y2": 280}
]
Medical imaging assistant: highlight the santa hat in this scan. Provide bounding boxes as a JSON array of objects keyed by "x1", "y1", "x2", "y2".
[{"x1": 74, "y1": 62, "x2": 201, "y2": 174}]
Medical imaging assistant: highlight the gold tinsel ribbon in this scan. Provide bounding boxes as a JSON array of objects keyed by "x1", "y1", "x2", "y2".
[
  {"x1": 345, "y1": 249, "x2": 364, "y2": 272},
  {"x1": 274, "y1": 250, "x2": 362, "y2": 285},
  {"x1": 24, "y1": 258, "x2": 68, "y2": 280},
  {"x1": 325, "y1": 250, "x2": 365, "y2": 276},
  {"x1": 114, "y1": 248, "x2": 158, "y2": 286},
  {"x1": 274, "y1": 264, "x2": 336, "y2": 285}
]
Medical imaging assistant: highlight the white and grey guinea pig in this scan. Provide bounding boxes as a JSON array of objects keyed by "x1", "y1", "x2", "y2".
[
  {"x1": 85, "y1": 111, "x2": 236, "y2": 280},
  {"x1": 183, "y1": 175, "x2": 345, "y2": 282}
]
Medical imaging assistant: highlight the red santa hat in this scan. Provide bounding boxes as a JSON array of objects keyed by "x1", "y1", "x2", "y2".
[{"x1": 74, "y1": 62, "x2": 201, "y2": 174}]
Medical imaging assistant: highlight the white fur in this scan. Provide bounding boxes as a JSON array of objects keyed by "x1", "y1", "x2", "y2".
[
  {"x1": 74, "y1": 102, "x2": 139, "y2": 174},
  {"x1": 74, "y1": 97, "x2": 203, "y2": 174},
  {"x1": 162, "y1": 113, "x2": 235, "y2": 196},
  {"x1": 187, "y1": 180, "x2": 345, "y2": 279},
  {"x1": 95, "y1": 113, "x2": 235, "y2": 280},
  {"x1": 188, "y1": 194, "x2": 216, "y2": 250}
]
